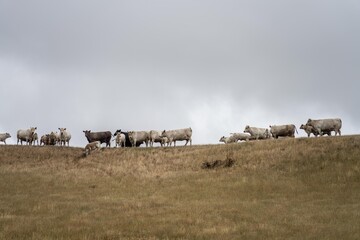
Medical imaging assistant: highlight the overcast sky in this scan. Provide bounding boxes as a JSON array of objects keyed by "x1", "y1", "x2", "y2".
[{"x1": 1, "y1": 0, "x2": 359, "y2": 147}]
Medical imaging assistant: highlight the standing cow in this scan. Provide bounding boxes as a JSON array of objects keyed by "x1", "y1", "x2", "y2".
[
  {"x1": 300, "y1": 124, "x2": 332, "y2": 137},
  {"x1": 83, "y1": 130, "x2": 112, "y2": 147},
  {"x1": 244, "y1": 125, "x2": 270, "y2": 140},
  {"x1": 128, "y1": 131, "x2": 150, "y2": 147},
  {"x1": 269, "y1": 124, "x2": 298, "y2": 139},
  {"x1": 17, "y1": 127, "x2": 37, "y2": 145},
  {"x1": 58, "y1": 128, "x2": 71, "y2": 146},
  {"x1": 0, "y1": 133, "x2": 11, "y2": 144},
  {"x1": 306, "y1": 118, "x2": 342, "y2": 136},
  {"x1": 161, "y1": 127, "x2": 192, "y2": 147},
  {"x1": 113, "y1": 130, "x2": 143, "y2": 147},
  {"x1": 149, "y1": 130, "x2": 168, "y2": 147}
]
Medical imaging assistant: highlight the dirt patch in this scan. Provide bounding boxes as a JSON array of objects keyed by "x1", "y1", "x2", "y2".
[{"x1": 201, "y1": 158, "x2": 235, "y2": 169}]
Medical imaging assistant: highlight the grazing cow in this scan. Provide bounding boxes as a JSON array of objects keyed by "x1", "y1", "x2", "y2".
[
  {"x1": 0, "y1": 133, "x2": 11, "y2": 144},
  {"x1": 149, "y1": 130, "x2": 168, "y2": 147},
  {"x1": 243, "y1": 125, "x2": 270, "y2": 140},
  {"x1": 161, "y1": 127, "x2": 192, "y2": 147},
  {"x1": 17, "y1": 127, "x2": 37, "y2": 145},
  {"x1": 58, "y1": 128, "x2": 71, "y2": 146},
  {"x1": 306, "y1": 118, "x2": 342, "y2": 136},
  {"x1": 113, "y1": 132, "x2": 126, "y2": 147},
  {"x1": 84, "y1": 141, "x2": 101, "y2": 156},
  {"x1": 300, "y1": 124, "x2": 332, "y2": 137},
  {"x1": 83, "y1": 130, "x2": 112, "y2": 147},
  {"x1": 269, "y1": 124, "x2": 298, "y2": 139},
  {"x1": 219, "y1": 135, "x2": 237, "y2": 144},
  {"x1": 128, "y1": 131, "x2": 150, "y2": 147},
  {"x1": 230, "y1": 133, "x2": 251, "y2": 142}
]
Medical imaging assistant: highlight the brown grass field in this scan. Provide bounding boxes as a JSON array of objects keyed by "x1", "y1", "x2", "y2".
[{"x1": 1, "y1": 135, "x2": 360, "y2": 239}]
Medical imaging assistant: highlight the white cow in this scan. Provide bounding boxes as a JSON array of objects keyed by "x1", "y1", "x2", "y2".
[
  {"x1": 149, "y1": 130, "x2": 168, "y2": 147},
  {"x1": 219, "y1": 135, "x2": 237, "y2": 144},
  {"x1": 300, "y1": 124, "x2": 331, "y2": 137},
  {"x1": 243, "y1": 125, "x2": 270, "y2": 140},
  {"x1": 230, "y1": 133, "x2": 251, "y2": 142},
  {"x1": 306, "y1": 118, "x2": 342, "y2": 136},
  {"x1": 17, "y1": 127, "x2": 37, "y2": 145},
  {"x1": 31, "y1": 132, "x2": 39, "y2": 145},
  {"x1": 84, "y1": 141, "x2": 101, "y2": 156},
  {"x1": 269, "y1": 124, "x2": 297, "y2": 139},
  {"x1": 0, "y1": 133, "x2": 11, "y2": 144},
  {"x1": 160, "y1": 127, "x2": 192, "y2": 147},
  {"x1": 113, "y1": 132, "x2": 126, "y2": 147},
  {"x1": 58, "y1": 128, "x2": 71, "y2": 146},
  {"x1": 128, "y1": 131, "x2": 150, "y2": 147}
]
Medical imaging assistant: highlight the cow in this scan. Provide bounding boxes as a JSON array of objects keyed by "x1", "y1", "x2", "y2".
[
  {"x1": 113, "y1": 130, "x2": 143, "y2": 147},
  {"x1": 113, "y1": 132, "x2": 126, "y2": 147},
  {"x1": 243, "y1": 125, "x2": 270, "y2": 140},
  {"x1": 300, "y1": 124, "x2": 332, "y2": 137},
  {"x1": 17, "y1": 127, "x2": 37, "y2": 145},
  {"x1": 40, "y1": 132, "x2": 57, "y2": 145},
  {"x1": 31, "y1": 132, "x2": 39, "y2": 145},
  {"x1": 128, "y1": 131, "x2": 150, "y2": 147},
  {"x1": 58, "y1": 128, "x2": 71, "y2": 146},
  {"x1": 83, "y1": 130, "x2": 112, "y2": 147},
  {"x1": 269, "y1": 124, "x2": 298, "y2": 139},
  {"x1": 0, "y1": 133, "x2": 11, "y2": 144},
  {"x1": 306, "y1": 118, "x2": 342, "y2": 136},
  {"x1": 229, "y1": 133, "x2": 251, "y2": 142},
  {"x1": 219, "y1": 135, "x2": 237, "y2": 144},
  {"x1": 84, "y1": 141, "x2": 101, "y2": 156},
  {"x1": 149, "y1": 130, "x2": 168, "y2": 147},
  {"x1": 160, "y1": 127, "x2": 192, "y2": 147}
]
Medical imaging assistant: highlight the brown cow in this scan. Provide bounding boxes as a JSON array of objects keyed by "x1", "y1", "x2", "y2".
[{"x1": 83, "y1": 130, "x2": 112, "y2": 147}]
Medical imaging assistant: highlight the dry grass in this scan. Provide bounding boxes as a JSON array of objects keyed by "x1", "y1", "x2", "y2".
[{"x1": 0, "y1": 136, "x2": 360, "y2": 239}]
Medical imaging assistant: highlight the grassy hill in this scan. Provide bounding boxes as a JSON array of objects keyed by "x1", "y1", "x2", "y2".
[{"x1": 0, "y1": 136, "x2": 360, "y2": 239}]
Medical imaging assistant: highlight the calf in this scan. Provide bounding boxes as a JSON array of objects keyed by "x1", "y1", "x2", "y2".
[
  {"x1": 0, "y1": 133, "x2": 11, "y2": 144},
  {"x1": 84, "y1": 141, "x2": 101, "y2": 156},
  {"x1": 219, "y1": 136, "x2": 237, "y2": 144},
  {"x1": 113, "y1": 132, "x2": 126, "y2": 147}
]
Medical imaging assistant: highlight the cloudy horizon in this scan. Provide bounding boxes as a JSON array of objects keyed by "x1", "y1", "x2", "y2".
[{"x1": 1, "y1": 0, "x2": 359, "y2": 147}]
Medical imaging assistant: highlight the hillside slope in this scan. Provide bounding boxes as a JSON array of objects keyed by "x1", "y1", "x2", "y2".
[{"x1": 1, "y1": 136, "x2": 360, "y2": 239}]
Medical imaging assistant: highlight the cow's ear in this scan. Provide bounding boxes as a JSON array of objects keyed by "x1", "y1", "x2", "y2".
[
  {"x1": 58, "y1": 128, "x2": 61, "y2": 130},
  {"x1": 64, "y1": 128, "x2": 66, "y2": 130}
]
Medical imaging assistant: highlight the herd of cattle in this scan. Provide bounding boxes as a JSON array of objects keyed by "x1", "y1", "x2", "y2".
[
  {"x1": 219, "y1": 118, "x2": 342, "y2": 143},
  {"x1": 0, "y1": 127, "x2": 193, "y2": 148},
  {"x1": 0, "y1": 118, "x2": 343, "y2": 149}
]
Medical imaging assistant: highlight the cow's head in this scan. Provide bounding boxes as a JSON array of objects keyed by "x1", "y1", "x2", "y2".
[
  {"x1": 243, "y1": 125, "x2": 250, "y2": 133},
  {"x1": 161, "y1": 130, "x2": 167, "y2": 137},
  {"x1": 5, "y1": 133, "x2": 11, "y2": 138},
  {"x1": 219, "y1": 136, "x2": 225, "y2": 142},
  {"x1": 58, "y1": 128, "x2": 67, "y2": 136},
  {"x1": 83, "y1": 130, "x2": 91, "y2": 136},
  {"x1": 113, "y1": 129, "x2": 121, "y2": 136}
]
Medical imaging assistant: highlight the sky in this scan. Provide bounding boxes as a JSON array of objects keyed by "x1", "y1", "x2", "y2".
[{"x1": 1, "y1": 0, "x2": 359, "y2": 147}]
